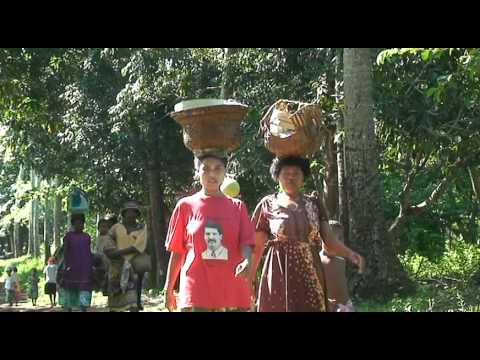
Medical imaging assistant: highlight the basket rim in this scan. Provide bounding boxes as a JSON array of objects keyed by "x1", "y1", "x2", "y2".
[{"x1": 170, "y1": 104, "x2": 249, "y2": 118}]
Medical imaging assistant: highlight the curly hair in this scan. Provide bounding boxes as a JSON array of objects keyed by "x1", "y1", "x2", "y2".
[{"x1": 269, "y1": 156, "x2": 311, "y2": 181}]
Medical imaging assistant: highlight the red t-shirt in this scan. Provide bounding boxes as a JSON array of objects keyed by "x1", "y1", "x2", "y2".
[{"x1": 165, "y1": 192, "x2": 255, "y2": 309}]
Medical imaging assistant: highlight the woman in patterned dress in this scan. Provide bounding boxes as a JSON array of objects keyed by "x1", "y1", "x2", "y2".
[{"x1": 250, "y1": 156, "x2": 365, "y2": 312}]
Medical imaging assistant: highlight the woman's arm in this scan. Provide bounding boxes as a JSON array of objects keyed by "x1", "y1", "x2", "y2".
[
  {"x1": 320, "y1": 222, "x2": 365, "y2": 273},
  {"x1": 164, "y1": 252, "x2": 183, "y2": 311},
  {"x1": 114, "y1": 246, "x2": 139, "y2": 257},
  {"x1": 248, "y1": 231, "x2": 267, "y2": 283},
  {"x1": 63, "y1": 236, "x2": 69, "y2": 268},
  {"x1": 104, "y1": 246, "x2": 138, "y2": 259}
]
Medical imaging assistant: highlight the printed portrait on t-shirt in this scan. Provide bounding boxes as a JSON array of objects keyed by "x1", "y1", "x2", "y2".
[{"x1": 201, "y1": 221, "x2": 228, "y2": 260}]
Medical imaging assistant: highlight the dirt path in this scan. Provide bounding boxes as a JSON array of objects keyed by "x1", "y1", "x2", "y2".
[{"x1": 0, "y1": 293, "x2": 167, "y2": 312}]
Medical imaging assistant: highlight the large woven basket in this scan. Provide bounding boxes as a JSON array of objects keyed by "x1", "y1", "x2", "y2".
[
  {"x1": 260, "y1": 100, "x2": 325, "y2": 157},
  {"x1": 171, "y1": 104, "x2": 248, "y2": 152}
]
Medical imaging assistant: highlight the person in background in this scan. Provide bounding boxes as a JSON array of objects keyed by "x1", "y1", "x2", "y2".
[
  {"x1": 59, "y1": 213, "x2": 93, "y2": 312},
  {"x1": 320, "y1": 221, "x2": 355, "y2": 312},
  {"x1": 44, "y1": 257, "x2": 58, "y2": 307},
  {"x1": 104, "y1": 201, "x2": 146, "y2": 312},
  {"x1": 29, "y1": 268, "x2": 40, "y2": 306},
  {"x1": 94, "y1": 218, "x2": 112, "y2": 296},
  {"x1": 4, "y1": 268, "x2": 16, "y2": 307}
]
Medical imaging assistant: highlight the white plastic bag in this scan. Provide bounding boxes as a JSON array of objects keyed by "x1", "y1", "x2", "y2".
[
  {"x1": 270, "y1": 109, "x2": 295, "y2": 138},
  {"x1": 120, "y1": 260, "x2": 132, "y2": 293}
]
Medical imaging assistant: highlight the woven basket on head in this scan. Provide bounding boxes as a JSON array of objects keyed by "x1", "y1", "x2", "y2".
[
  {"x1": 171, "y1": 104, "x2": 248, "y2": 152},
  {"x1": 260, "y1": 100, "x2": 325, "y2": 157}
]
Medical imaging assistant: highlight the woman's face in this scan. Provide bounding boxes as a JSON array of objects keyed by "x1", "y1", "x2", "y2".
[
  {"x1": 198, "y1": 157, "x2": 226, "y2": 194},
  {"x1": 72, "y1": 219, "x2": 85, "y2": 232},
  {"x1": 98, "y1": 222, "x2": 110, "y2": 235},
  {"x1": 123, "y1": 209, "x2": 139, "y2": 224},
  {"x1": 278, "y1": 165, "x2": 304, "y2": 195}
]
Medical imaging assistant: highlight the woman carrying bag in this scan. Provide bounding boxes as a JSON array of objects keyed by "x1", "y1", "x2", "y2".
[{"x1": 104, "y1": 200, "x2": 150, "y2": 312}]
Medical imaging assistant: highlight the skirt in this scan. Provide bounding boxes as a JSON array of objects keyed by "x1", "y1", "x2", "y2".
[
  {"x1": 45, "y1": 282, "x2": 57, "y2": 295},
  {"x1": 30, "y1": 286, "x2": 39, "y2": 299},
  {"x1": 6, "y1": 289, "x2": 16, "y2": 303},
  {"x1": 59, "y1": 288, "x2": 92, "y2": 309}
]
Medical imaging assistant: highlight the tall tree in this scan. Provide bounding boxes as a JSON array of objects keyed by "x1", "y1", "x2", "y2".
[
  {"x1": 220, "y1": 48, "x2": 237, "y2": 99},
  {"x1": 335, "y1": 49, "x2": 349, "y2": 239},
  {"x1": 44, "y1": 195, "x2": 51, "y2": 264},
  {"x1": 53, "y1": 180, "x2": 62, "y2": 251},
  {"x1": 343, "y1": 48, "x2": 409, "y2": 297}
]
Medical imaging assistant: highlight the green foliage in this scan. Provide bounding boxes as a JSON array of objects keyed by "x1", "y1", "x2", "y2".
[
  {"x1": 399, "y1": 237, "x2": 480, "y2": 281},
  {"x1": 357, "y1": 237, "x2": 480, "y2": 311},
  {"x1": 0, "y1": 255, "x2": 44, "y2": 291}
]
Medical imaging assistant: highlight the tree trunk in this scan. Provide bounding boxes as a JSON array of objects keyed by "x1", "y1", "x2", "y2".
[
  {"x1": 44, "y1": 197, "x2": 51, "y2": 264},
  {"x1": 469, "y1": 167, "x2": 480, "y2": 199},
  {"x1": 32, "y1": 172, "x2": 40, "y2": 258},
  {"x1": 146, "y1": 166, "x2": 168, "y2": 288},
  {"x1": 13, "y1": 221, "x2": 19, "y2": 258},
  {"x1": 323, "y1": 127, "x2": 339, "y2": 219},
  {"x1": 335, "y1": 48, "x2": 350, "y2": 242},
  {"x1": 343, "y1": 48, "x2": 410, "y2": 298},
  {"x1": 9, "y1": 228, "x2": 14, "y2": 254},
  {"x1": 28, "y1": 169, "x2": 34, "y2": 256},
  {"x1": 220, "y1": 48, "x2": 237, "y2": 99},
  {"x1": 53, "y1": 189, "x2": 62, "y2": 250},
  {"x1": 322, "y1": 48, "x2": 341, "y2": 220},
  {"x1": 11, "y1": 164, "x2": 24, "y2": 258}
]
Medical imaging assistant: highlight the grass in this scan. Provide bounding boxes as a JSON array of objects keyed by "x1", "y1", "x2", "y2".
[{"x1": 356, "y1": 282, "x2": 480, "y2": 312}]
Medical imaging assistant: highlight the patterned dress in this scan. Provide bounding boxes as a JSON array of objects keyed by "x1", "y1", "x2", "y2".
[
  {"x1": 30, "y1": 273, "x2": 39, "y2": 299},
  {"x1": 252, "y1": 193, "x2": 329, "y2": 312}
]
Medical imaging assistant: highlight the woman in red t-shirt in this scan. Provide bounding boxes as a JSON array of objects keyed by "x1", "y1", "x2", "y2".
[{"x1": 164, "y1": 153, "x2": 255, "y2": 312}]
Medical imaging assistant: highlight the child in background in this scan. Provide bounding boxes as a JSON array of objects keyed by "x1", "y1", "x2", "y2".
[
  {"x1": 96, "y1": 218, "x2": 112, "y2": 255},
  {"x1": 320, "y1": 221, "x2": 355, "y2": 312},
  {"x1": 44, "y1": 257, "x2": 58, "y2": 307},
  {"x1": 4, "y1": 268, "x2": 16, "y2": 306},
  {"x1": 95, "y1": 218, "x2": 114, "y2": 295},
  {"x1": 30, "y1": 268, "x2": 40, "y2": 306}
]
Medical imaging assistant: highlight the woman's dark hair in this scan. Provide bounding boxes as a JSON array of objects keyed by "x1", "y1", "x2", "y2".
[
  {"x1": 98, "y1": 219, "x2": 110, "y2": 228},
  {"x1": 107, "y1": 215, "x2": 119, "y2": 227},
  {"x1": 70, "y1": 213, "x2": 86, "y2": 225},
  {"x1": 270, "y1": 156, "x2": 311, "y2": 181},
  {"x1": 194, "y1": 154, "x2": 228, "y2": 169}
]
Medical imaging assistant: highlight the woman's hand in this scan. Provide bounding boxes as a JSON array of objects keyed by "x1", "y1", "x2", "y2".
[
  {"x1": 349, "y1": 252, "x2": 366, "y2": 274},
  {"x1": 165, "y1": 290, "x2": 177, "y2": 312},
  {"x1": 235, "y1": 259, "x2": 250, "y2": 278},
  {"x1": 248, "y1": 274, "x2": 257, "y2": 308}
]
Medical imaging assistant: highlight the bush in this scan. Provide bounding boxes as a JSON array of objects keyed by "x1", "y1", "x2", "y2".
[
  {"x1": 356, "y1": 237, "x2": 480, "y2": 312},
  {"x1": 399, "y1": 237, "x2": 480, "y2": 282}
]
